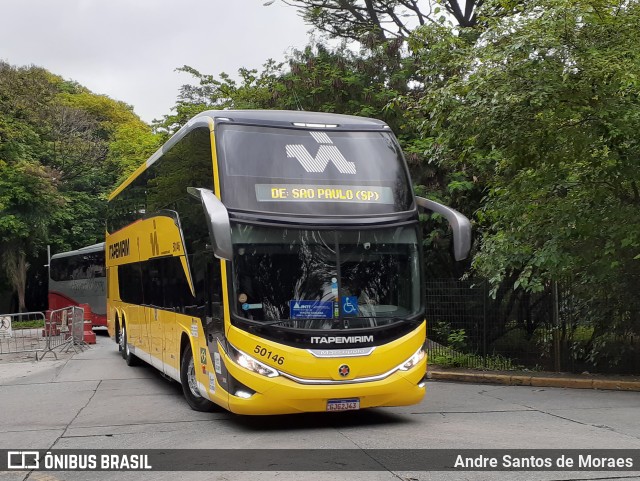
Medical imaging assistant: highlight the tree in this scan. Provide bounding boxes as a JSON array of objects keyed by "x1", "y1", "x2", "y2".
[
  {"x1": 156, "y1": 60, "x2": 284, "y2": 137},
  {"x1": 156, "y1": 43, "x2": 414, "y2": 129},
  {"x1": 0, "y1": 160, "x2": 62, "y2": 311},
  {"x1": 0, "y1": 62, "x2": 158, "y2": 310},
  {"x1": 408, "y1": 0, "x2": 640, "y2": 360},
  {"x1": 270, "y1": 0, "x2": 481, "y2": 41}
]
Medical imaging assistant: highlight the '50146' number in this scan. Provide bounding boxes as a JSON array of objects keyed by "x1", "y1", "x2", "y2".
[{"x1": 254, "y1": 345, "x2": 285, "y2": 365}]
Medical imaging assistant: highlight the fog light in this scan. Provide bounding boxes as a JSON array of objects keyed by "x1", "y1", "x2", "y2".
[{"x1": 235, "y1": 390, "x2": 254, "y2": 399}]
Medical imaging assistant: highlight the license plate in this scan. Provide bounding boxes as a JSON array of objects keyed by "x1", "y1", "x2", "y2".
[{"x1": 326, "y1": 398, "x2": 360, "y2": 412}]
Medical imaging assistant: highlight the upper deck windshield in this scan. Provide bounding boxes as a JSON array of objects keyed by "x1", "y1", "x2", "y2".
[
  {"x1": 231, "y1": 225, "x2": 423, "y2": 329},
  {"x1": 216, "y1": 123, "x2": 414, "y2": 216}
]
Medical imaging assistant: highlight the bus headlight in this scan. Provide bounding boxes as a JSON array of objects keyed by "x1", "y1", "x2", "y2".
[
  {"x1": 398, "y1": 346, "x2": 426, "y2": 371},
  {"x1": 228, "y1": 344, "x2": 279, "y2": 378}
]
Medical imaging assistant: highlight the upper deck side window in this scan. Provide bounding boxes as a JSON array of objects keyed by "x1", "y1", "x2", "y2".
[
  {"x1": 50, "y1": 251, "x2": 106, "y2": 282},
  {"x1": 106, "y1": 127, "x2": 214, "y2": 236}
]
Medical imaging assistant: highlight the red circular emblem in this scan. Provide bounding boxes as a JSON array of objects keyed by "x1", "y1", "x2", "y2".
[{"x1": 339, "y1": 364, "x2": 350, "y2": 377}]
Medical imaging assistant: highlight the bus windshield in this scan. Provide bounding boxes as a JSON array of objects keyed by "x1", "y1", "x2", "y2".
[{"x1": 231, "y1": 225, "x2": 422, "y2": 329}]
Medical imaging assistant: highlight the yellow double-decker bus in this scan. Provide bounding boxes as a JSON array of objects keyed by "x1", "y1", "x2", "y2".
[{"x1": 106, "y1": 110, "x2": 470, "y2": 415}]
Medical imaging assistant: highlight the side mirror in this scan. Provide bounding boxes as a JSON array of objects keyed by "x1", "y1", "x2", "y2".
[
  {"x1": 415, "y1": 196, "x2": 472, "y2": 261},
  {"x1": 187, "y1": 187, "x2": 233, "y2": 260}
]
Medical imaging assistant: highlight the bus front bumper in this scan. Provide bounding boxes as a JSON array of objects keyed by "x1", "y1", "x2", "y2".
[{"x1": 224, "y1": 358, "x2": 427, "y2": 416}]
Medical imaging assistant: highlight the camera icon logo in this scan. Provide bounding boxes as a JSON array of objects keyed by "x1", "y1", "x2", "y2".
[{"x1": 7, "y1": 451, "x2": 39, "y2": 469}]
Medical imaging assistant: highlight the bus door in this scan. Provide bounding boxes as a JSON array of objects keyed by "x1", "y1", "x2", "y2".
[
  {"x1": 142, "y1": 260, "x2": 168, "y2": 370},
  {"x1": 131, "y1": 303, "x2": 148, "y2": 361},
  {"x1": 152, "y1": 306, "x2": 176, "y2": 375},
  {"x1": 115, "y1": 262, "x2": 147, "y2": 360},
  {"x1": 142, "y1": 256, "x2": 184, "y2": 375},
  {"x1": 163, "y1": 255, "x2": 193, "y2": 375},
  {"x1": 161, "y1": 305, "x2": 178, "y2": 377}
]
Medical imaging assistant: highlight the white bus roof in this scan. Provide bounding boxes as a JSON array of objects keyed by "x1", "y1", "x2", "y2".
[{"x1": 50, "y1": 242, "x2": 105, "y2": 260}]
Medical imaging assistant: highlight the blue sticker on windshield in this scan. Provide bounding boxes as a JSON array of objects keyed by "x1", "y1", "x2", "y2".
[
  {"x1": 341, "y1": 296, "x2": 359, "y2": 316},
  {"x1": 289, "y1": 300, "x2": 333, "y2": 319},
  {"x1": 242, "y1": 303, "x2": 263, "y2": 310}
]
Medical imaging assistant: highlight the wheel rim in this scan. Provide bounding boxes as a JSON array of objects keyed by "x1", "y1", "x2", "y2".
[
  {"x1": 119, "y1": 325, "x2": 126, "y2": 352},
  {"x1": 187, "y1": 356, "x2": 201, "y2": 398}
]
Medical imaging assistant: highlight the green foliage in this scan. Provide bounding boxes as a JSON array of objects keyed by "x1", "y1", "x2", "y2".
[
  {"x1": 276, "y1": 0, "x2": 480, "y2": 40},
  {"x1": 447, "y1": 328, "x2": 467, "y2": 351},
  {"x1": 576, "y1": 336, "x2": 639, "y2": 370},
  {"x1": 156, "y1": 60, "x2": 284, "y2": 137},
  {"x1": 410, "y1": 0, "x2": 640, "y2": 343},
  {"x1": 429, "y1": 351, "x2": 524, "y2": 370},
  {"x1": 107, "y1": 119, "x2": 162, "y2": 182},
  {"x1": 11, "y1": 319, "x2": 44, "y2": 329},
  {"x1": 399, "y1": 0, "x2": 640, "y2": 367},
  {"x1": 156, "y1": 43, "x2": 417, "y2": 134},
  {"x1": 0, "y1": 61, "x2": 158, "y2": 309}
]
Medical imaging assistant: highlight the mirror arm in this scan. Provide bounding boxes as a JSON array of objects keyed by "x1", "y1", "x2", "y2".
[
  {"x1": 187, "y1": 187, "x2": 233, "y2": 260},
  {"x1": 415, "y1": 196, "x2": 471, "y2": 261}
]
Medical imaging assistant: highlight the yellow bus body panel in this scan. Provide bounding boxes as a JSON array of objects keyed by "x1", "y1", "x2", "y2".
[{"x1": 106, "y1": 214, "x2": 192, "y2": 354}]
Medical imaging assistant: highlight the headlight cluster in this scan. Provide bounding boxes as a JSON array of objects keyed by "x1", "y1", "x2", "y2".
[
  {"x1": 228, "y1": 344, "x2": 279, "y2": 378},
  {"x1": 398, "y1": 346, "x2": 426, "y2": 371}
]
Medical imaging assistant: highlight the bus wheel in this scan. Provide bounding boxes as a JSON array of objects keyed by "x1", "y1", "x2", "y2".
[
  {"x1": 120, "y1": 323, "x2": 137, "y2": 366},
  {"x1": 180, "y1": 344, "x2": 216, "y2": 412}
]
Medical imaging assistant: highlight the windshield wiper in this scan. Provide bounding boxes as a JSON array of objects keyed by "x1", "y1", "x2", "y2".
[
  {"x1": 261, "y1": 318, "x2": 331, "y2": 326},
  {"x1": 258, "y1": 316, "x2": 416, "y2": 327}
]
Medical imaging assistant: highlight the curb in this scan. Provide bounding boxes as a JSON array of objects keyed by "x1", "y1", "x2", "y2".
[{"x1": 427, "y1": 370, "x2": 640, "y2": 392}]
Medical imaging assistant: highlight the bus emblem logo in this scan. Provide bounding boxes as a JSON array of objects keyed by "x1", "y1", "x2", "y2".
[
  {"x1": 286, "y1": 132, "x2": 356, "y2": 175},
  {"x1": 338, "y1": 364, "x2": 350, "y2": 377}
]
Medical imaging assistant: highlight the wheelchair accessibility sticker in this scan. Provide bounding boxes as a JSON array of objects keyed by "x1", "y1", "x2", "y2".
[{"x1": 341, "y1": 296, "x2": 358, "y2": 316}]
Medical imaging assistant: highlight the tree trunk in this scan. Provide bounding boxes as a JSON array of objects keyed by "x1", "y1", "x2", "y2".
[{"x1": 2, "y1": 245, "x2": 29, "y2": 313}]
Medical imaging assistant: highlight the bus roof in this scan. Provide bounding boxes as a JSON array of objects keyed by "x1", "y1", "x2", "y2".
[
  {"x1": 51, "y1": 242, "x2": 105, "y2": 260},
  {"x1": 193, "y1": 109, "x2": 389, "y2": 128}
]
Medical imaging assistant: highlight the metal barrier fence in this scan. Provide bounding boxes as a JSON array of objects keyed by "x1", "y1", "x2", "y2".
[
  {"x1": 0, "y1": 307, "x2": 88, "y2": 360},
  {"x1": 0, "y1": 311, "x2": 47, "y2": 357},
  {"x1": 425, "y1": 279, "x2": 640, "y2": 374},
  {"x1": 40, "y1": 306, "x2": 87, "y2": 360}
]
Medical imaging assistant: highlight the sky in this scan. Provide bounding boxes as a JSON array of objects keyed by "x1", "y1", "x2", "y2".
[{"x1": 0, "y1": 0, "x2": 312, "y2": 123}]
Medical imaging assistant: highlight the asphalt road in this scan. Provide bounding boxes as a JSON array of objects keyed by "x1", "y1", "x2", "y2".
[{"x1": 1, "y1": 335, "x2": 639, "y2": 481}]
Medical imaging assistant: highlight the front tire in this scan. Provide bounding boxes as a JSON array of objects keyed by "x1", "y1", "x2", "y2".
[{"x1": 180, "y1": 344, "x2": 216, "y2": 412}]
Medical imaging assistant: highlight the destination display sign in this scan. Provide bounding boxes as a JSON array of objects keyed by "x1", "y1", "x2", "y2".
[{"x1": 255, "y1": 184, "x2": 394, "y2": 204}]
